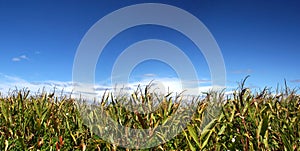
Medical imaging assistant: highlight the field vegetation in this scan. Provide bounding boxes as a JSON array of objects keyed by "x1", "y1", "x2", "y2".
[{"x1": 0, "y1": 77, "x2": 299, "y2": 150}]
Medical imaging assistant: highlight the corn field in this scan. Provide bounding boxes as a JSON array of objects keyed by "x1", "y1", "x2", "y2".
[{"x1": 0, "y1": 79, "x2": 299, "y2": 150}]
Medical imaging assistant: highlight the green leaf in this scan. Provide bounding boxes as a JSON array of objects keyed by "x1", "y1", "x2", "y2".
[
  {"x1": 281, "y1": 133, "x2": 293, "y2": 151},
  {"x1": 187, "y1": 125, "x2": 200, "y2": 147},
  {"x1": 182, "y1": 128, "x2": 196, "y2": 151},
  {"x1": 260, "y1": 114, "x2": 268, "y2": 137}
]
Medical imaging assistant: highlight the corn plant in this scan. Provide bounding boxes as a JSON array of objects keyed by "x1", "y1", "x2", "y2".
[{"x1": 0, "y1": 77, "x2": 299, "y2": 150}]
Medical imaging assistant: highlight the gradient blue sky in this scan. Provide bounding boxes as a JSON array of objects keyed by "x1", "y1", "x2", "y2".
[{"x1": 1, "y1": 0, "x2": 300, "y2": 93}]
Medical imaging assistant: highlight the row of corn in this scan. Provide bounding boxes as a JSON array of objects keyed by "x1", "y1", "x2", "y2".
[{"x1": 0, "y1": 80, "x2": 299, "y2": 150}]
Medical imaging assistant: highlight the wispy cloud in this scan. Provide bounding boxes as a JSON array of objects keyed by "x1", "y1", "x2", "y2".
[
  {"x1": 290, "y1": 79, "x2": 300, "y2": 83},
  {"x1": 143, "y1": 73, "x2": 157, "y2": 77},
  {"x1": 12, "y1": 55, "x2": 29, "y2": 62},
  {"x1": 12, "y1": 57, "x2": 21, "y2": 62},
  {"x1": 230, "y1": 69, "x2": 253, "y2": 74},
  {"x1": 20, "y1": 55, "x2": 29, "y2": 60},
  {"x1": 0, "y1": 73, "x2": 71, "y2": 95},
  {"x1": 184, "y1": 79, "x2": 211, "y2": 84},
  {"x1": 0, "y1": 73, "x2": 228, "y2": 100}
]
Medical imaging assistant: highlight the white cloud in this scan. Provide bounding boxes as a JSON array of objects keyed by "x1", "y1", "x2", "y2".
[
  {"x1": 19, "y1": 55, "x2": 29, "y2": 60},
  {"x1": 0, "y1": 74, "x2": 70, "y2": 96},
  {"x1": 110, "y1": 77, "x2": 224, "y2": 97},
  {"x1": 12, "y1": 57, "x2": 21, "y2": 62},
  {"x1": 0, "y1": 73, "x2": 229, "y2": 100},
  {"x1": 12, "y1": 55, "x2": 29, "y2": 62},
  {"x1": 143, "y1": 73, "x2": 157, "y2": 77}
]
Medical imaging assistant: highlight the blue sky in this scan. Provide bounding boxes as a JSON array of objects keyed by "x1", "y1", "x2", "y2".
[{"x1": 0, "y1": 0, "x2": 300, "y2": 94}]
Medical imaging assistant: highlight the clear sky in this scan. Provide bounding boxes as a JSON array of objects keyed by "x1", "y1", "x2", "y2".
[{"x1": 0, "y1": 0, "x2": 299, "y2": 94}]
